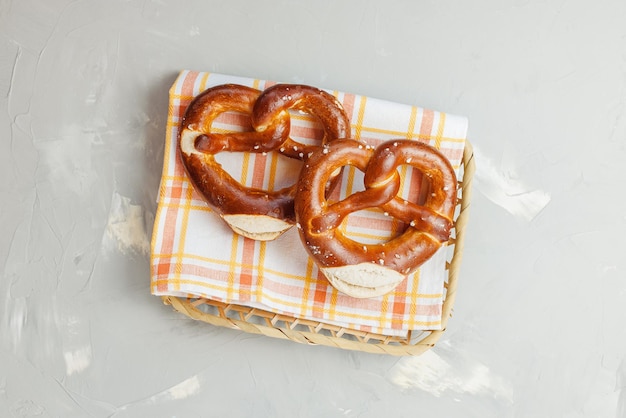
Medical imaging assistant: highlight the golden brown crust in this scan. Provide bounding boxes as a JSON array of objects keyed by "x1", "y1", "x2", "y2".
[
  {"x1": 295, "y1": 139, "x2": 457, "y2": 278},
  {"x1": 178, "y1": 83, "x2": 350, "y2": 239},
  {"x1": 252, "y1": 84, "x2": 351, "y2": 159}
]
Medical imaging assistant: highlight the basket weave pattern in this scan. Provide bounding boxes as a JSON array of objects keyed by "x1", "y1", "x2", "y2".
[{"x1": 163, "y1": 142, "x2": 474, "y2": 356}]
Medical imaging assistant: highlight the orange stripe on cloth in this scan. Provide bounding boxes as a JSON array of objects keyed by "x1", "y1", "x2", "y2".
[
  {"x1": 251, "y1": 153, "x2": 268, "y2": 188},
  {"x1": 237, "y1": 130, "x2": 268, "y2": 301},
  {"x1": 390, "y1": 279, "x2": 409, "y2": 329},
  {"x1": 419, "y1": 108, "x2": 434, "y2": 144},
  {"x1": 338, "y1": 92, "x2": 356, "y2": 127},
  {"x1": 153, "y1": 72, "x2": 198, "y2": 292},
  {"x1": 238, "y1": 238, "x2": 256, "y2": 302},
  {"x1": 312, "y1": 263, "x2": 328, "y2": 318}
]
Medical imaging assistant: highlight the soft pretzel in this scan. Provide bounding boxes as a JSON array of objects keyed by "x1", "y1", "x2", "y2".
[
  {"x1": 295, "y1": 139, "x2": 457, "y2": 298},
  {"x1": 179, "y1": 83, "x2": 350, "y2": 241}
]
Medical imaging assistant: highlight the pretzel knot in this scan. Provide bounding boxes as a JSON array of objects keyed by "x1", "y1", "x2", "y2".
[
  {"x1": 295, "y1": 139, "x2": 458, "y2": 298},
  {"x1": 179, "y1": 83, "x2": 350, "y2": 241}
]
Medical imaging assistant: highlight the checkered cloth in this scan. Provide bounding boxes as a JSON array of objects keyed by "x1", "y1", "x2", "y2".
[{"x1": 150, "y1": 71, "x2": 468, "y2": 336}]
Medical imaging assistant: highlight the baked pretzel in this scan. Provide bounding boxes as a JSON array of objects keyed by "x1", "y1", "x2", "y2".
[
  {"x1": 295, "y1": 139, "x2": 457, "y2": 298},
  {"x1": 179, "y1": 83, "x2": 350, "y2": 241}
]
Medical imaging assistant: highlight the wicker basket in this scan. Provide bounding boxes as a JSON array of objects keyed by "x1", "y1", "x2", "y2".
[{"x1": 162, "y1": 141, "x2": 474, "y2": 356}]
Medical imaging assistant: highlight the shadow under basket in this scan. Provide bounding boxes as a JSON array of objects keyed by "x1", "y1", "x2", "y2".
[{"x1": 162, "y1": 141, "x2": 475, "y2": 356}]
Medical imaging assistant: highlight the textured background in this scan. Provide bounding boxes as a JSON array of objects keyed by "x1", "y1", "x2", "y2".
[{"x1": 1, "y1": 0, "x2": 625, "y2": 416}]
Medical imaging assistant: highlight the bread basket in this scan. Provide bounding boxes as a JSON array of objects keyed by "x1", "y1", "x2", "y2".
[{"x1": 161, "y1": 141, "x2": 474, "y2": 356}]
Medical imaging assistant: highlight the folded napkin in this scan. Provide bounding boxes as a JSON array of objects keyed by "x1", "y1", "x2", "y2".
[{"x1": 150, "y1": 70, "x2": 468, "y2": 336}]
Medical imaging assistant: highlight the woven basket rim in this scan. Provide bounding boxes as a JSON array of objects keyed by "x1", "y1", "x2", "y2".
[{"x1": 162, "y1": 141, "x2": 475, "y2": 356}]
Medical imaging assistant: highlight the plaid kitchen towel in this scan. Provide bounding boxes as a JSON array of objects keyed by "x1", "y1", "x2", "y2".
[{"x1": 150, "y1": 70, "x2": 468, "y2": 336}]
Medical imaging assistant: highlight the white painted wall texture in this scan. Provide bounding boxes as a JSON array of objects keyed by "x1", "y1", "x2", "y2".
[{"x1": 1, "y1": 0, "x2": 625, "y2": 416}]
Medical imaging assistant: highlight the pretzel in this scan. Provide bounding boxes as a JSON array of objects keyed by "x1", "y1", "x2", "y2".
[
  {"x1": 295, "y1": 139, "x2": 457, "y2": 298},
  {"x1": 179, "y1": 83, "x2": 350, "y2": 241}
]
